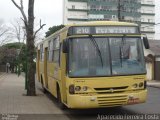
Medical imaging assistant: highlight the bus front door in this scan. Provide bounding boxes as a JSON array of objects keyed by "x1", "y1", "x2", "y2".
[{"x1": 44, "y1": 47, "x2": 48, "y2": 88}]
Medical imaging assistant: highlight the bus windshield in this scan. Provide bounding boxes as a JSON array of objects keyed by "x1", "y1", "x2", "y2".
[{"x1": 68, "y1": 37, "x2": 146, "y2": 77}]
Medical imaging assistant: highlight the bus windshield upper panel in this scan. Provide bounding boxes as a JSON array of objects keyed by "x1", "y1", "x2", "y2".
[{"x1": 68, "y1": 37, "x2": 146, "y2": 77}]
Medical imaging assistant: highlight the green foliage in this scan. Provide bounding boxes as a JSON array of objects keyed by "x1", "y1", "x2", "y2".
[
  {"x1": 45, "y1": 25, "x2": 65, "y2": 37},
  {"x1": 3, "y1": 42, "x2": 23, "y2": 49},
  {"x1": 0, "y1": 42, "x2": 27, "y2": 73}
]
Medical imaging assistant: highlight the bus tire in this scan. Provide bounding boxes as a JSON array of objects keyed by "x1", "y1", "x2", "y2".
[{"x1": 57, "y1": 87, "x2": 66, "y2": 110}]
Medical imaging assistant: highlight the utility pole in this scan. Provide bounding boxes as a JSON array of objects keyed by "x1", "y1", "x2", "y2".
[{"x1": 118, "y1": 0, "x2": 121, "y2": 21}]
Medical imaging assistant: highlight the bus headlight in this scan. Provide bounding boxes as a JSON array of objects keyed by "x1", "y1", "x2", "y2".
[
  {"x1": 69, "y1": 84, "x2": 75, "y2": 94},
  {"x1": 132, "y1": 83, "x2": 138, "y2": 88},
  {"x1": 75, "y1": 86, "x2": 81, "y2": 91},
  {"x1": 139, "y1": 82, "x2": 144, "y2": 88},
  {"x1": 82, "y1": 86, "x2": 88, "y2": 91}
]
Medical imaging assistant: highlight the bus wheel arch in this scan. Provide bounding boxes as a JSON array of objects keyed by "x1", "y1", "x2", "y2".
[{"x1": 56, "y1": 82, "x2": 66, "y2": 109}]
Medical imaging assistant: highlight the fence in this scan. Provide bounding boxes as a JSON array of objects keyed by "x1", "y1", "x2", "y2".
[{"x1": 0, "y1": 65, "x2": 6, "y2": 72}]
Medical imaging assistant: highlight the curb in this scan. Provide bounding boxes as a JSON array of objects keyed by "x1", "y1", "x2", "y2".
[{"x1": 147, "y1": 84, "x2": 160, "y2": 89}]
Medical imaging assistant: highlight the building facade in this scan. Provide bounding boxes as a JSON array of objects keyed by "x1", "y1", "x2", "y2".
[
  {"x1": 63, "y1": 0, "x2": 155, "y2": 39},
  {"x1": 141, "y1": 0, "x2": 155, "y2": 39}
]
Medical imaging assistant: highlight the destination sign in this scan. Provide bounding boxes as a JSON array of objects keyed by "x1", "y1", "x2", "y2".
[
  {"x1": 95, "y1": 27, "x2": 137, "y2": 34},
  {"x1": 68, "y1": 26, "x2": 139, "y2": 36},
  {"x1": 75, "y1": 27, "x2": 90, "y2": 34}
]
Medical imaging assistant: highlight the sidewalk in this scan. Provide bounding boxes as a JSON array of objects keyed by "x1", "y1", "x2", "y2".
[
  {"x1": 147, "y1": 80, "x2": 160, "y2": 88},
  {"x1": 0, "y1": 73, "x2": 66, "y2": 115}
]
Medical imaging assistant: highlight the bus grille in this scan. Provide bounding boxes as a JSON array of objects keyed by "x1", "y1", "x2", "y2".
[
  {"x1": 94, "y1": 86, "x2": 128, "y2": 94},
  {"x1": 97, "y1": 95, "x2": 127, "y2": 107}
]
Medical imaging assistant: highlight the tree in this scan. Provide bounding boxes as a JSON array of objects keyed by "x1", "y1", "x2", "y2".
[
  {"x1": 10, "y1": 19, "x2": 26, "y2": 43},
  {"x1": 45, "y1": 25, "x2": 64, "y2": 37},
  {"x1": 11, "y1": 0, "x2": 45, "y2": 96},
  {"x1": 0, "y1": 42, "x2": 27, "y2": 73},
  {"x1": 0, "y1": 47, "x2": 6, "y2": 63},
  {"x1": 0, "y1": 20, "x2": 12, "y2": 46}
]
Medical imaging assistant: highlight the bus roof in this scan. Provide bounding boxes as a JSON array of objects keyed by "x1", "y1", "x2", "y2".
[
  {"x1": 66, "y1": 21, "x2": 138, "y2": 27},
  {"x1": 37, "y1": 21, "x2": 138, "y2": 46}
]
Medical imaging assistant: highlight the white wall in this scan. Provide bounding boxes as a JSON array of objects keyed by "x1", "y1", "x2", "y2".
[
  {"x1": 63, "y1": 1, "x2": 88, "y2": 24},
  {"x1": 141, "y1": 15, "x2": 155, "y2": 23},
  {"x1": 68, "y1": 11, "x2": 88, "y2": 19},
  {"x1": 141, "y1": 6, "x2": 155, "y2": 14},
  {"x1": 88, "y1": 14, "x2": 104, "y2": 19},
  {"x1": 68, "y1": 2, "x2": 87, "y2": 10},
  {"x1": 63, "y1": 0, "x2": 68, "y2": 24},
  {"x1": 141, "y1": 24, "x2": 155, "y2": 31},
  {"x1": 141, "y1": 0, "x2": 155, "y2": 5},
  {"x1": 156, "y1": 57, "x2": 160, "y2": 62}
]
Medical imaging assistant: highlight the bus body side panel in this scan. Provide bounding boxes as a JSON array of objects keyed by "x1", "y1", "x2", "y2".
[{"x1": 47, "y1": 62, "x2": 57, "y2": 97}]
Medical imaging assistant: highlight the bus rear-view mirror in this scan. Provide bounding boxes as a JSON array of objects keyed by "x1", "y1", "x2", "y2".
[
  {"x1": 143, "y1": 37, "x2": 150, "y2": 49},
  {"x1": 62, "y1": 39, "x2": 69, "y2": 53}
]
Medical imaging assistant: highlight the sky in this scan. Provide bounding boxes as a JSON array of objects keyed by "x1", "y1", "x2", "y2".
[
  {"x1": 0, "y1": 0, "x2": 160, "y2": 39},
  {"x1": 0, "y1": 0, "x2": 63, "y2": 36}
]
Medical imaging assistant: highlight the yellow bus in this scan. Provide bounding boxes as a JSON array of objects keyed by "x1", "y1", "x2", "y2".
[{"x1": 36, "y1": 21, "x2": 149, "y2": 109}]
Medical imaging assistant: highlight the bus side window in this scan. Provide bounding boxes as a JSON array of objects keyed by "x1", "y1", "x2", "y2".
[
  {"x1": 48, "y1": 40, "x2": 54, "y2": 62},
  {"x1": 40, "y1": 44, "x2": 44, "y2": 61},
  {"x1": 53, "y1": 36, "x2": 60, "y2": 63}
]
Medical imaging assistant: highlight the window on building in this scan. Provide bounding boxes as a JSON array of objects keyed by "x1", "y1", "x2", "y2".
[
  {"x1": 147, "y1": 27, "x2": 154, "y2": 31},
  {"x1": 141, "y1": 18, "x2": 144, "y2": 22},
  {"x1": 121, "y1": 16, "x2": 125, "y2": 20},
  {"x1": 112, "y1": 15, "x2": 117, "y2": 19},
  {"x1": 72, "y1": 5, "x2": 75, "y2": 9},
  {"x1": 148, "y1": 19, "x2": 153, "y2": 23}
]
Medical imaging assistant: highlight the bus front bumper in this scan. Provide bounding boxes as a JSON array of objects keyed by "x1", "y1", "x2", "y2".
[{"x1": 67, "y1": 90, "x2": 147, "y2": 109}]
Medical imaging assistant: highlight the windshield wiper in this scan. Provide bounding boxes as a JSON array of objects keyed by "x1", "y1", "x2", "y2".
[
  {"x1": 119, "y1": 34, "x2": 126, "y2": 67},
  {"x1": 120, "y1": 46, "x2": 123, "y2": 67},
  {"x1": 89, "y1": 35, "x2": 103, "y2": 67}
]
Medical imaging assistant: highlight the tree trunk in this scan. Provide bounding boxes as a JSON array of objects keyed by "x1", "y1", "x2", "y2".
[
  {"x1": 11, "y1": 0, "x2": 45, "y2": 96},
  {"x1": 26, "y1": 0, "x2": 36, "y2": 96}
]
